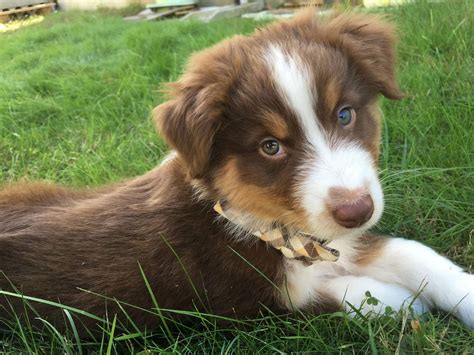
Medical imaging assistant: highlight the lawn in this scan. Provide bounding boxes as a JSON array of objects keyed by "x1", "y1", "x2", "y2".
[{"x1": 0, "y1": 1, "x2": 473, "y2": 352}]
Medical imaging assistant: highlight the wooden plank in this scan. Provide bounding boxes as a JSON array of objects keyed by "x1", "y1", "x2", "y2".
[
  {"x1": 0, "y1": 2, "x2": 54, "y2": 15},
  {"x1": 145, "y1": 5, "x2": 195, "y2": 20},
  {"x1": 174, "y1": 8, "x2": 193, "y2": 16},
  {"x1": 36, "y1": 3, "x2": 52, "y2": 14}
]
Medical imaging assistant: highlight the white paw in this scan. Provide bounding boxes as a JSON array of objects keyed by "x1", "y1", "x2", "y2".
[
  {"x1": 357, "y1": 288, "x2": 428, "y2": 318},
  {"x1": 452, "y1": 273, "x2": 474, "y2": 328},
  {"x1": 327, "y1": 276, "x2": 430, "y2": 319},
  {"x1": 407, "y1": 296, "x2": 429, "y2": 316}
]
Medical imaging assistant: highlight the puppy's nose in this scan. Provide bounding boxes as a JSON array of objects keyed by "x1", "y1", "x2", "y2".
[{"x1": 331, "y1": 194, "x2": 374, "y2": 228}]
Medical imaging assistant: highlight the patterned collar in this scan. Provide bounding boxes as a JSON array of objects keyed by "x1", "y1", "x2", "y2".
[{"x1": 214, "y1": 201, "x2": 339, "y2": 266}]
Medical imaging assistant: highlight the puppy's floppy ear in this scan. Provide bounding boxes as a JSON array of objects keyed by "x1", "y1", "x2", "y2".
[
  {"x1": 153, "y1": 41, "x2": 239, "y2": 178},
  {"x1": 326, "y1": 13, "x2": 404, "y2": 100},
  {"x1": 153, "y1": 85, "x2": 222, "y2": 179}
]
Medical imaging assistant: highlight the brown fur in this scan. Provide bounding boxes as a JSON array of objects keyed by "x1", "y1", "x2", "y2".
[
  {"x1": 355, "y1": 234, "x2": 388, "y2": 266},
  {"x1": 0, "y1": 11, "x2": 402, "y2": 331},
  {"x1": 0, "y1": 161, "x2": 286, "y2": 329},
  {"x1": 323, "y1": 79, "x2": 342, "y2": 115},
  {"x1": 0, "y1": 182, "x2": 89, "y2": 205},
  {"x1": 261, "y1": 111, "x2": 290, "y2": 140},
  {"x1": 214, "y1": 158, "x2": 291, "y2": 220}
]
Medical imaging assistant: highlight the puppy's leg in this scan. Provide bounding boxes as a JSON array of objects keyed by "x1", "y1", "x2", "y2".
[
  {"x1": 356, "y1": 236, "x2": 474, "y2": 327},
  {"x1": 326, "y1": 275, "x2": 428, "y2": 316}
]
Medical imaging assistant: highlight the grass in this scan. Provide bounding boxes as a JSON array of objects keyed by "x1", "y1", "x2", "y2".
[{"x1": 0, "y1": 0, "x2": 473, "y2": 352}]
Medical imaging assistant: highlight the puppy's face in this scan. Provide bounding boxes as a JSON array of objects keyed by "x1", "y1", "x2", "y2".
[{"x1": 154, "y1": 12, "x2": 403, "y2": 241}]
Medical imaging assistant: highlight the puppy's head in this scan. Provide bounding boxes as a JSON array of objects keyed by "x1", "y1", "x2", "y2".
[{"x1": 153, "y1": 11, "x2": 402, "y2": 241}]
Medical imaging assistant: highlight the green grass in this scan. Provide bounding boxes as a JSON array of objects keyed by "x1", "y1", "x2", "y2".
[{"x1": 0, "y1": 1, "x2": 473, "y2": 352}]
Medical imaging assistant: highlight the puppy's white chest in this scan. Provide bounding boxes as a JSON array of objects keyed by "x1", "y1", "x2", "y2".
[{"x1": 281, "y1": 237, "x2": 360, "y2": 309}]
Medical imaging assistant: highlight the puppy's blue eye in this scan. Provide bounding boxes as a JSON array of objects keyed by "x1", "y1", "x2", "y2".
[{"x1": 338, "y1": 107, "x2": 355, "y2": 126}]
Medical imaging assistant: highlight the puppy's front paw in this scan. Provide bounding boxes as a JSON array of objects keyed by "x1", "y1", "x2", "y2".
[{"x1": 452, "y1": 273, "x2": 474, "y2": 328}]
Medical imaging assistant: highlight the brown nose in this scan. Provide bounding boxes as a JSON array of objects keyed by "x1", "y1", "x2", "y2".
[{"x1": 331, "y1": 195, "x2": 374, "y2": 228}]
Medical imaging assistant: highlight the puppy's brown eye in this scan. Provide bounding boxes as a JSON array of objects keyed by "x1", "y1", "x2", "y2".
[
  {"x1": 338, "y1": 107, "x2": 356, "y2": 127},
  {"x1": 261, "y1": 139, "x2": 281, "y2": 156}
]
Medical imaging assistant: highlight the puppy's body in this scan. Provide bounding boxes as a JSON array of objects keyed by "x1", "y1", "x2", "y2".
[
  {"x1": 1, "y1": 11, "x2": 473, "y2": 329},
  {"x1": 0, "y1": 161, "x2": 288, "y2": 326}
]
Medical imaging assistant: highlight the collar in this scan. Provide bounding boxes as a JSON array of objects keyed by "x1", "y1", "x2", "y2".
[{"x1": 213, "y1": 201, "x2": 339, "y2": 266}]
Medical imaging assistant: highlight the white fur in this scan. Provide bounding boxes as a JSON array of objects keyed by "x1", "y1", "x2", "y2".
[
  {"x1": 357, "y1": 238, "x2": 474, "y2": 327},
  {"x1": 281, "y1": 237, "x2": 423, "y2": 314},
  {"x1": 297, "y1": 142, "x2": 384, "y2": 240},
  {"x1": 282, "y1": 238, "x2": 428, "y2": 315},
  {"x1": 282, "y1": 236, "x2": 361, "y2": 309},
  {"x1": 265, "y1": 45, "x2": 324, "y2": 148},
  {"x1": 326, "y1": 275, "x2": 428, "y2": 316},
  {"x1": 282, "y1": 236, "x2": 474, "y2": 328},
  {"x1": 265, "y1": 45, "x2": 383, "y2": 241}
]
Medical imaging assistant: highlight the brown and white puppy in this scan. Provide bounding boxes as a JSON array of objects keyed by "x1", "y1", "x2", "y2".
[{"x1": 0, "y1": 11, "x2": 473, "y2": 330}]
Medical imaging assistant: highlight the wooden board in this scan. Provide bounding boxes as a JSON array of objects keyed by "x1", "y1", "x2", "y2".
[
  {"x1": 0, "y1": 2, "x2": 54, "y2": 22},
  {"x1": 0, "y1": 2, "x2": 54, "y2": 16},
  {"x1": 150, "y1": 5, "x2": 195, "y2": 19},
  {"x1": 125, "y1": 5, "x2": 196, "y2": 21}
]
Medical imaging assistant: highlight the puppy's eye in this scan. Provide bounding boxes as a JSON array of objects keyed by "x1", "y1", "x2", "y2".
[
  {"x1": 260, "y1": 139, "x2": 282, "y2": 156},
  {"x1": 338, "y1": 107, "x2": 356, "y2": 127}
]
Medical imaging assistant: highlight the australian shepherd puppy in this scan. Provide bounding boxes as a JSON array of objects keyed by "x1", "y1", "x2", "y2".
[{"x1": 0, "y1": 11, "x2": 473, "y2": 330}]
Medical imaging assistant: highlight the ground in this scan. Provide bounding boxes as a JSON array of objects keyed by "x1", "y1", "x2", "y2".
[{"x1": 0, "y1": 1, "x2": 473, "y2": 352}]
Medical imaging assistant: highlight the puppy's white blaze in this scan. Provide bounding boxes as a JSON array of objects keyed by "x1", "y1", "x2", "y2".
[
  {"x1": 265, "y1": 44, "x2": 382, "y2": 240},
  {"x1": 264, "y1": 45, "x2": 329, "y2": 156}
]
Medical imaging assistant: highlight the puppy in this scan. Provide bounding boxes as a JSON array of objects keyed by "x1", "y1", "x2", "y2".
[{"x1": 0, "y1": 11, "x2": 473, "y2": 330}]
